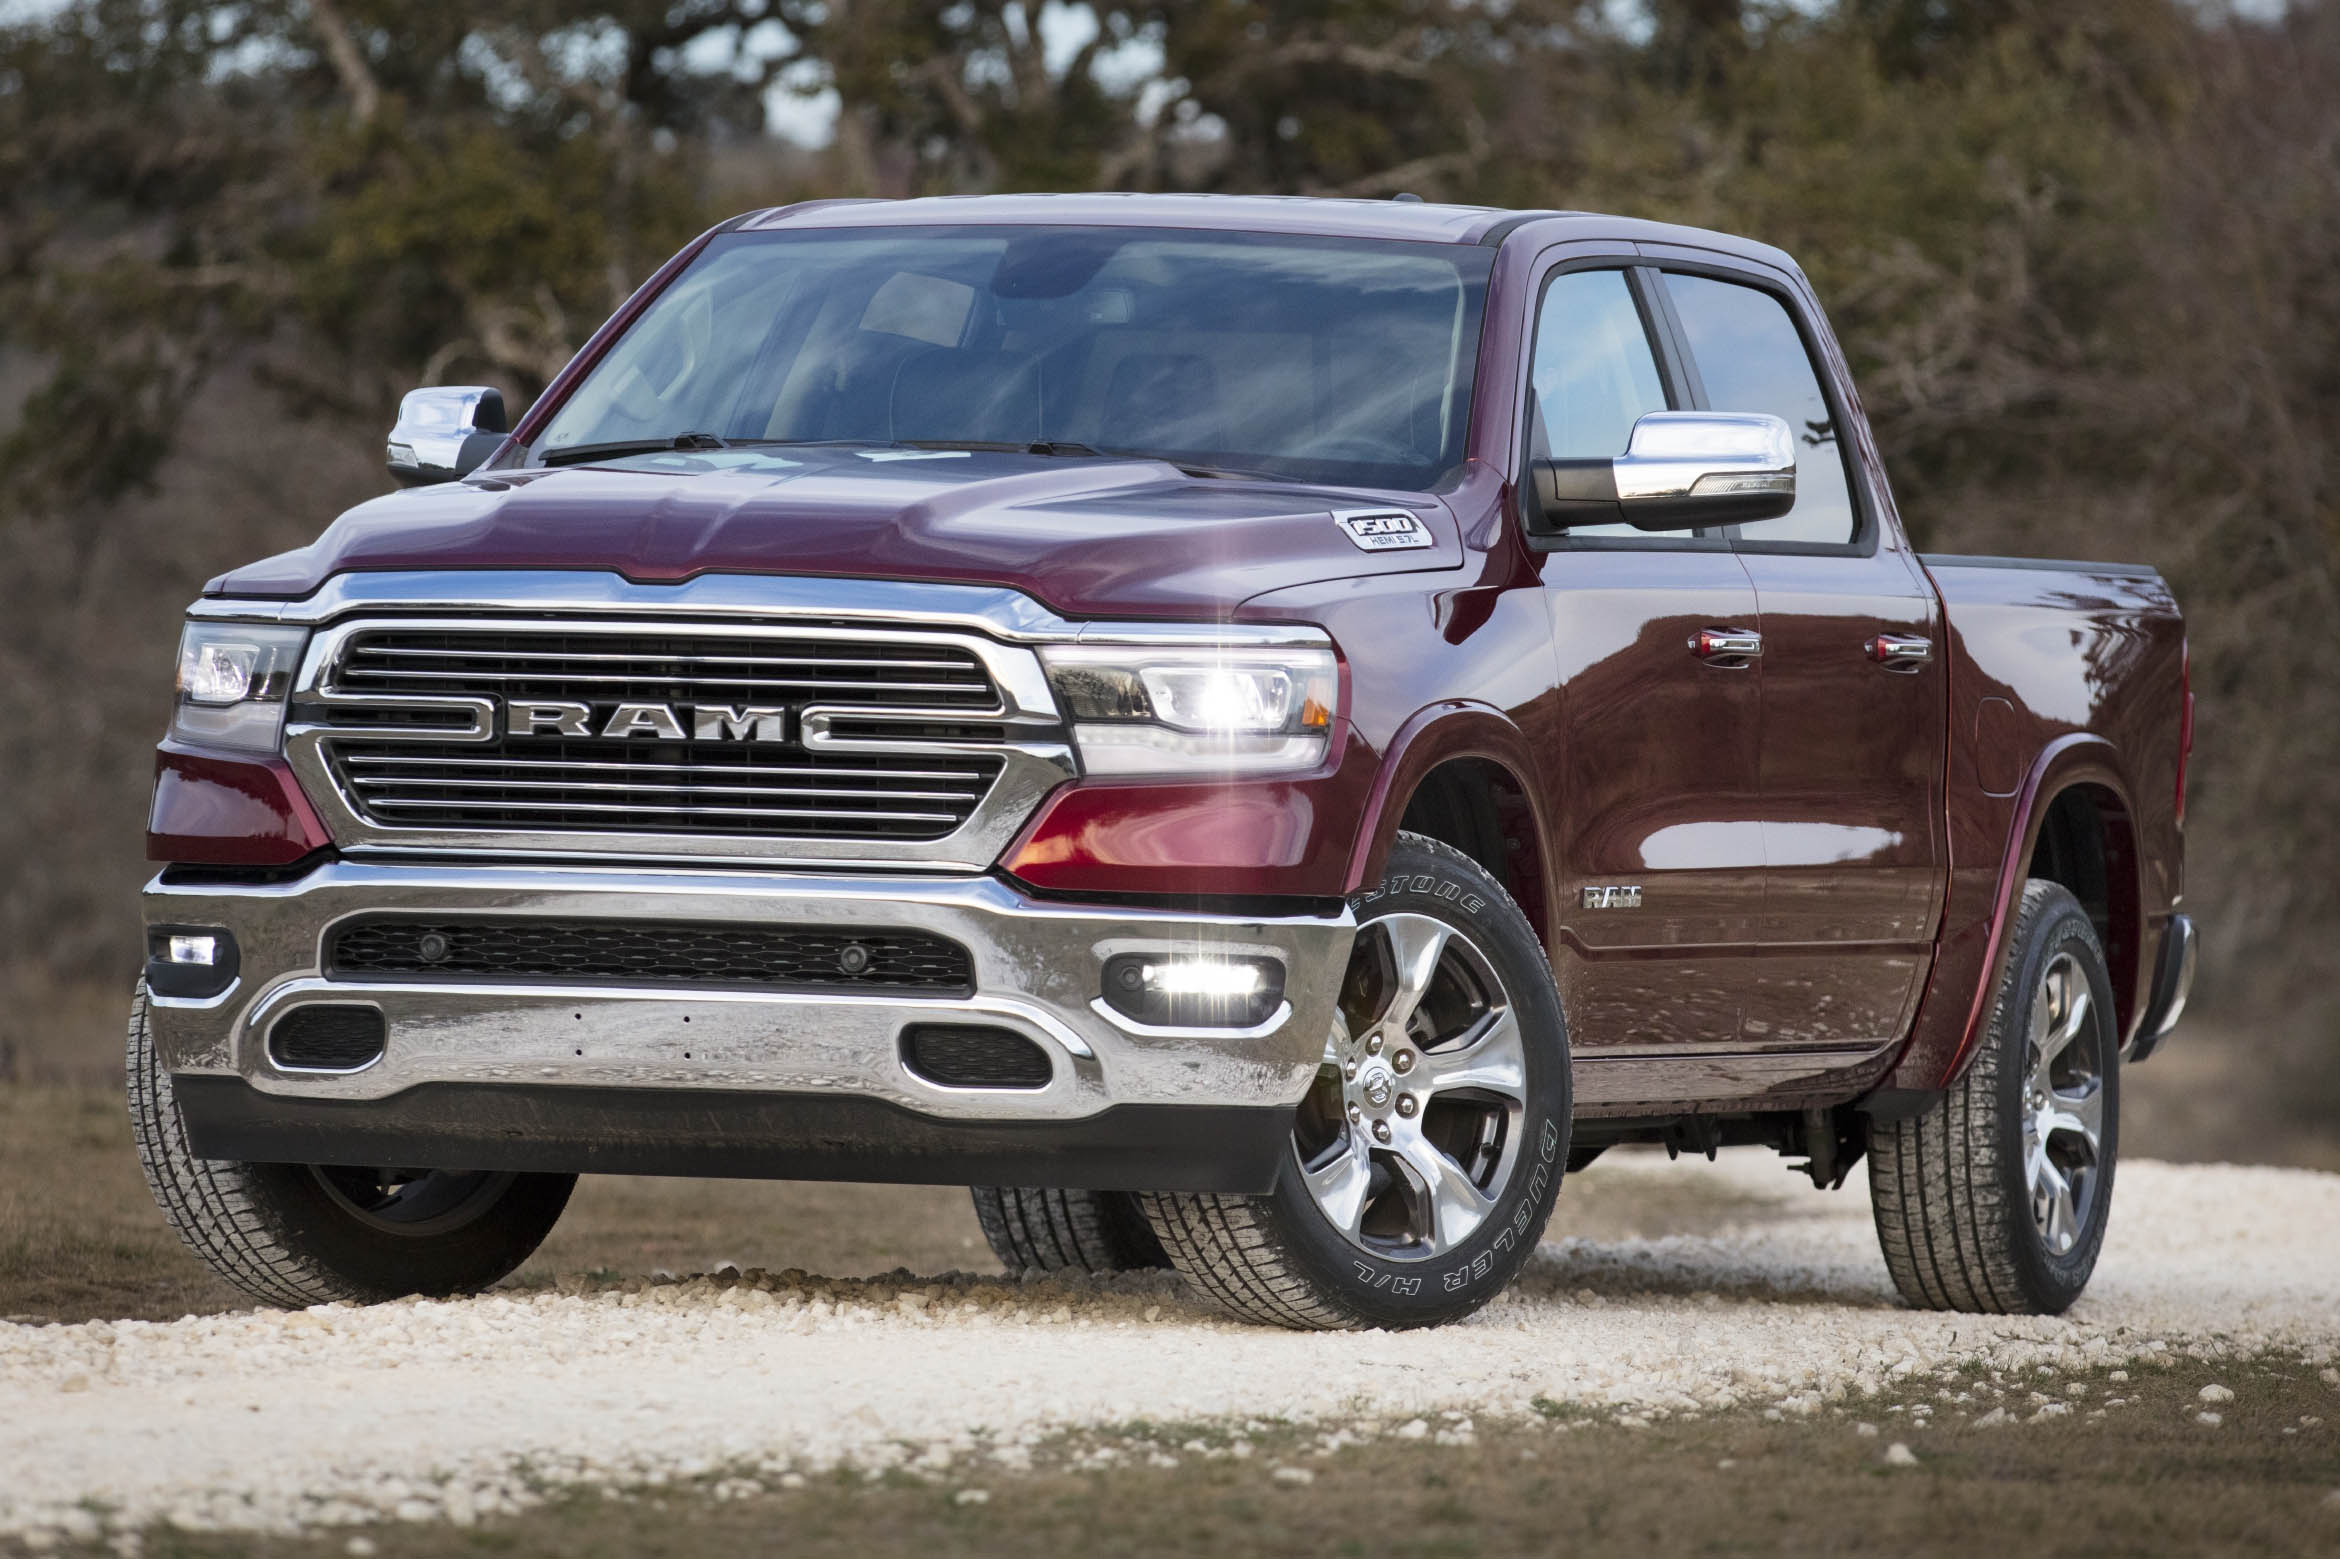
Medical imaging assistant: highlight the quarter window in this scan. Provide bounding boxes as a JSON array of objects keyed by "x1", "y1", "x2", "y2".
[{"x1": 1663, "y1": 274, "x2": 1859, "y2": 545}]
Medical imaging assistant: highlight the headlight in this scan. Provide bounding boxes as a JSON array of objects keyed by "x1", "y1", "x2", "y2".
[
  {"x1": 169, "y1": 622, "x2": 308, "y2": 753},
  {"x1": 1040, "y1": 644, "x2": 1337, "y2": 777}
]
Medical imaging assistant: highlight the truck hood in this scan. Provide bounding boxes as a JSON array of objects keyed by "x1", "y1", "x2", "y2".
[{"x1": 212, "y1": 446, "x2": 1463, "y2": 619}]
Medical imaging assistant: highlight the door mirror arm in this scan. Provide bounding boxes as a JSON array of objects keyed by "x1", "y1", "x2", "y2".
[{"x1": 1525, "y1": 411, "x2": 1798, "y2": 536}]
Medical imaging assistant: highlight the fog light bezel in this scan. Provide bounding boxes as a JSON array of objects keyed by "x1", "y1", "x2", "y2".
[
  {"x1": 144, "y1": 924, "x2": 241, "y2": 1000},
  {"x1": 1098, "y1": 952, "x2": 1287, "y2": 1030}
]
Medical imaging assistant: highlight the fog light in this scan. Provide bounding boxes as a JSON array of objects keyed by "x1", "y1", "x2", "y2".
[
  {"x1": 1100, "y1": 953, "x2": 1284, "y2": 1029},
  {"x1": 146, "y1": 926, "x2": 239, "y2": 999}
]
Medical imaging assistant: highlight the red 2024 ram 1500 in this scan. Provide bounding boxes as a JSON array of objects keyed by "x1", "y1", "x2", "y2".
[{"x1": 132, "y1": 196, "x2": 2195, "y2": 1330}]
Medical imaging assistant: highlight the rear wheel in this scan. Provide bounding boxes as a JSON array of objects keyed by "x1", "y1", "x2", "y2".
[
  {"x1": 969, "y1": 1186, "x2": 1169, "y2": 1274},
  {"x1": 1868, "y1": 880, "x2": 2119, "y2": 1314},
  {"x1": 1140, "y1": 834, "x2": 1570, "y2": 1330},
  {"x1": 127, "y1": 984, "x2": 575, "y2": 1307}
]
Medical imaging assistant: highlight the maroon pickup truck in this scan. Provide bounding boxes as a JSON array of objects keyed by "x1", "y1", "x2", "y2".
[{"x1": 131, "y1": 195, "x2": 2194, "y2": 1330}]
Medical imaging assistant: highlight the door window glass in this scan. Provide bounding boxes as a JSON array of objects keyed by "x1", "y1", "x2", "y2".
[
  {"x1": 1527, "y1": 269, "x2": 1669, "y2": 538},
  {"x1": 1664, "y1": 274, "x2": 1859, "y2": 545}
]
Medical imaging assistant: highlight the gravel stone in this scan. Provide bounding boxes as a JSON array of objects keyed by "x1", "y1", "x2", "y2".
[
  {"x1": 3, "y1": 1154, "x2": 2335, "y2": 1541},
  {"x1": 2199, "y1": 1383, "x2": 2235, "y2": 1403}
]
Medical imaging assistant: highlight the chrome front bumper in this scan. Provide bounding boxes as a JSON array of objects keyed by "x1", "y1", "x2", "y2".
[{"x1": 144, "y1": 862, "x2": 1353, "y2": 1159}]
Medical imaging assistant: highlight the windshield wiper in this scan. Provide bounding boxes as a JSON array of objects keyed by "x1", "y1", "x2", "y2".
[
  {"x1": 894, "y1": 439, "x2": 1106, "y2": 458},
  {"x1": 901, "y1": 439, "x2": 1283, "y2": 481},
  {"x1": 539, "y1": 431, "x2": 730, "y2": 466}
]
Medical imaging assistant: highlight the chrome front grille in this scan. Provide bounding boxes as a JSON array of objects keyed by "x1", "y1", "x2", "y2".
[{"x1": 285, "y1": 614, "x2": 1074, "y2": 868}]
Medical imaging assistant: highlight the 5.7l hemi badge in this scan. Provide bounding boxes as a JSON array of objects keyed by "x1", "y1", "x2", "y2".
[{"x1": 1334, "y1": 510, "x2": 1435, "y2": 552}]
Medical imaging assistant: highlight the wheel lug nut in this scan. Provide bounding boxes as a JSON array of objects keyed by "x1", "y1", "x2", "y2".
[
  {"x1": 1366, "y1": 1033, "x2": 1384, "y2": 1055},
  {"x1": 1396, "y1": 1093, "x2": 1418, "y2": 1118},
  {"x1": 1393, "y1": 1050, "x2": 1415, "y2": 1074},
  {"x1": 1372, "y1": 1119, "x2": 1392, "y2": 1143},
  {"x1": 1348, "y1": 1103, "x2": 1363, "y2": 1124},
  {"x1": 1343, "y1": 1061, "x2": 1358, "y2": 1081}
]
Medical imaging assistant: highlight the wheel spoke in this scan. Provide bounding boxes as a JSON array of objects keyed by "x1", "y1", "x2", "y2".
[
  {"x1": 1393, "y1": 1129, "x2": 1493, "y2": 1252},
  {"x1": 1376, "y1": 915, "x2": 1451, "y2": 1038},
  {"x1": 1411, "y1": 1008, "x2": 1527, "y2": 1102},
  {"x1": 2039, "y1": 981, "x2": 2091, "y2": 1071},
  {"x1": 2046, "y1": 1082, "x2": 2105, "y2": 1155},
  {"x1": 1301, "y1": 1131, "x2": 1375, "y2": 1238},
  {"x1": 2040, "y1": 1175, "x2": 2080, "y2": 1254}
]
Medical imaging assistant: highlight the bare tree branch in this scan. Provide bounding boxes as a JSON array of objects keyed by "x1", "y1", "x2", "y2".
[{"x1": 306, "y1": 0, "x2": 380, "y2": 124}]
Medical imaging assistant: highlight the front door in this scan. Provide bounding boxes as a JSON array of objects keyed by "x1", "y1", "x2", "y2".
[
  {"x1": 1524, "y1": 261, "x2": 1770, "y2": 1082},
  {"x1": 1650, "y1": 264, "x2": 1948, "y2": 1054}
]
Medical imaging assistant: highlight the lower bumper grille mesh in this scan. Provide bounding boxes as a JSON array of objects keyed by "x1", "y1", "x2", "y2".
[{"x1": 327, "y1": 917, "x2": 974, "y2": 996}]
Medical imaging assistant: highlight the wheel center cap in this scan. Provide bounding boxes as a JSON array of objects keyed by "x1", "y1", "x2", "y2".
[{"x1": 1360, "y1": 1066, "x2": 1395, "y2": 1110}]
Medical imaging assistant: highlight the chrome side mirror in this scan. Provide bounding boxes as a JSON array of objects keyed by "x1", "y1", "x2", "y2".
[
  {"x1": 386, "y1": 386, "x2": 508, "y2": 487},
  {"x1": 1530, "y1": 411, "x2": 1797, "y2": 533}
]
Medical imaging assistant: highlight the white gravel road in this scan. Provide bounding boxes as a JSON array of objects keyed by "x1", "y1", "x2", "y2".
[{"x1": 4, "y1": 1152, "x2": 2336, "y2": 1547}]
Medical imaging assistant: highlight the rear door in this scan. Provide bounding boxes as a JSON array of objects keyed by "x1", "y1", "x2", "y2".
[
  {"x1": 1647, "y1": 260, "x2": 1948, "y2": 1054},
  {"x1": 1523, "y1": 259, "x2": 1770, "y2": 1077}
]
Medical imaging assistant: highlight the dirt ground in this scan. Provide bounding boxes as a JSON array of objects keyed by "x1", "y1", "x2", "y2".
[
  {"x1": 29, "y1": 1357, "x2": 2340, "y2": 1559},
  {"x1": 5, "y1": 1082, "x2": 2338, "y2": 1556},
  {"x1": 4, "y1": 950, "x2": 2335, "y2": 1559},
  {"x1": 0, "y1": 1084, "x2": 1813, "y2": 1327}
]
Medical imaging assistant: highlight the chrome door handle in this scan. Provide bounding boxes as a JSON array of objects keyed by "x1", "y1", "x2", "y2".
[
  {"x1": 1867, "y1": 633, "x2": 1933, "y2": 670},
  {"x1": 1691, "y1": 628, "x2": 1763, "y2": 664}
]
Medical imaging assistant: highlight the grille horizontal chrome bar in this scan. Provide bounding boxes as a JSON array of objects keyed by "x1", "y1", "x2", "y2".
[
  {"x1": 341, "y1": 753, "x2": 982, "y2": 782},
  {"x1": 347, "y1": 776, "x2": 985, "y2": 803},
  {"x1": 341, "y1": 668, "x2": 988, "y2": 695},
  {"x1": 359, "y1": 796, "x2": 967, "y2": 824},
  {"x1": 334, "y1": 628, "x2": 996, "y2": 707}
]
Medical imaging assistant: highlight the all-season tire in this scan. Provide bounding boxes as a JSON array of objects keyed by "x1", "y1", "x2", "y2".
[
  {"x1": 1139, "y1": 833, "x2": 1571, "y2": 1330},
  {"x1": 1869, "y1": 880, "x2": 2120, "y2": 1315},
  {"x1": 969, "y1": 1186, "x2": 1170, "y2": 1274},
  {"x1": 127, "y1": 984, "x2": 576, "y2": 1307}
]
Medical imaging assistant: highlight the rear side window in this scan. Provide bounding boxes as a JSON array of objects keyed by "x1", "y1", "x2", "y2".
[
  {"x1": 1664, "y1": 274, "x2": 1859, "y2": 546},
  {"x1": 1528, "y1": 269, "x2": 1671, "y2": 539}
]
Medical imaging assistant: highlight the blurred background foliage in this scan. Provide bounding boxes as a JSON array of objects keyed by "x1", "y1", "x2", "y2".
[{"x1": 0, "y1": 0, "x2": 2332, "y2": 1157}]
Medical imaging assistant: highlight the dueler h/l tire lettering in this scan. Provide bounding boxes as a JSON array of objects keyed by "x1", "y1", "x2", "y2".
[
  {"x1": 127, "y1": 984, "x2": 575, "y2": 1306},
  {"x1": 1869, "y1": 879, "x2": 2120, "y2": 1314},
  {"x1": 1140, "y1": 833, "x2": 1571, "y2": 1330}
]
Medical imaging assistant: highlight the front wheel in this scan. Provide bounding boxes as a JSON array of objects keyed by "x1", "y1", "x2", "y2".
[
  {"x1": 127, "y1": 985, "x2": 575, "y2": 1307},
  {"x1": 1868, "y1": 879, "x2": 2119, "y2": 1314},
  {"x1": 1140, "y1": 834, "x2": 1571, "y2": 1330}
]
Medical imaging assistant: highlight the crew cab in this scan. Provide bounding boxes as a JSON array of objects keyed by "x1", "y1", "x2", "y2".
[{"x1": 132, "y1": 195, "x2": 2194, "y2": 1329}]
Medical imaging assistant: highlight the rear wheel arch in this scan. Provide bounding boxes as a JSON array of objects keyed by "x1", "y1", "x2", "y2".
[{"x1": 2025, "y1": 781, "x2": 2143, "y2": 1038}]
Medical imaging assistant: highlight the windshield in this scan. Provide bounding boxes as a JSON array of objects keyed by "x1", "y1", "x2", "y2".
[{"x1": 535, "y1": 226, "x2": 1494, "y2": 490}]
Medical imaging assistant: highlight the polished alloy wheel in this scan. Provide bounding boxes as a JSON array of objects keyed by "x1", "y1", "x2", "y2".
[
  {"x1": 2021, "y1": 951, "x2": 2108, "y2": 1255},
  {"x1": 1292, "y1": 914, "x2": 1527, "y2": 1259},
  {"x1": 309, "y1": 1166, "x2": 519, "y2": 1237}
]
